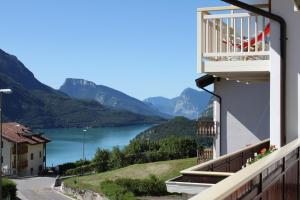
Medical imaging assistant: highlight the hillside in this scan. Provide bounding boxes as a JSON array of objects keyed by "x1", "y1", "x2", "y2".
[
  {"x1": 64, "y1": 157, "x2": 197, "y2": 193},
  {"x1": 0, "y1": 49, "x2": 163, "y2": 128},
  {"x1": 144, "y1": 88, "x2": 211, "y2": 119},
  {"x1": 59, "y1": 78, "x2": 170, "y2": 118},
  {"x1": 134, "y1": 116, "x2": 197, "y2": 141}
]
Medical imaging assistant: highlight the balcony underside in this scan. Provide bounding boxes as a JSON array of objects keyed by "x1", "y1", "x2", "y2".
[{"x1": 201, "y1": 60, "x2": 270, "y2": 81}]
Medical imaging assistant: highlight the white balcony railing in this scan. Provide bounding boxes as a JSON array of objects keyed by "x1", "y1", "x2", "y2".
[
  {"x1": 197, "y1": 4, "x2": 271, "y2": 75},
  {"x1": 197, "y1": 118, "x2": 218, "y2": 137}
]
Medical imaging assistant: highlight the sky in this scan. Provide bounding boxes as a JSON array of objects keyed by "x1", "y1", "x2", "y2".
[{"x1": 0, "y1": 0, "x2": 227, "y2": 100}]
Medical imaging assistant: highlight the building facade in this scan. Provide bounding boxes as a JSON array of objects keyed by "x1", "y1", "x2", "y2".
[
  {"x1": 2, "y1": 122, "x2": 50, "y2": 176},
  {"x1": 166, "y1": 0, "x2": 300, "y2": 199}
]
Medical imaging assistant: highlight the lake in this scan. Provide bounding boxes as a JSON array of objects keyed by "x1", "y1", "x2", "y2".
[{"x1": 41, "y1": 125, "x2": 153, "y2": 166}]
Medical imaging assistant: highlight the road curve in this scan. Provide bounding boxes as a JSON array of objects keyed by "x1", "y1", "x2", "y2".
[{"x1": 12, "y1": 177, "x2": 72, "y2": 200}]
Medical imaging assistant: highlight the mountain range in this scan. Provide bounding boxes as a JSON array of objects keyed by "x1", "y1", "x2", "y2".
[
  {"x1": 60, "y1": 79, "x2": 211, "y2": 119},
  {"x1": 59, "y1": 78, "x2": 170, "y2": 118},
  {"x1": 144, "y1": 88, "x2": 211, "y2": 119},
  {"x1": 0, "y1": 49, "x2": 163, "y2": 128}
]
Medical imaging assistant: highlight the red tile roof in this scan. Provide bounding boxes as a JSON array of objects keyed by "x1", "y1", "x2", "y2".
[{"x1": 2, "y1": 122, "x2": 50, "y2": 144}]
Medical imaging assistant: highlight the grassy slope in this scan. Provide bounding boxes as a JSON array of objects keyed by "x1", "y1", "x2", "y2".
[{"x1": 64, "y1": 157, "x2": 197, "y2": 194}]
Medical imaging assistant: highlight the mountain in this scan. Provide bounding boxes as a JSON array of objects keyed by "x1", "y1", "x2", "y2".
[
  {"x1": 59, "y1": 78, "x2": 170, "y2": 118},
  {"x1": 0, "y1": 49, "x2": 163, "y2": 128},
  {"x1": 144, "y1": 88, "x2": 211, "y2": 119},
  {"x1": 134, "y1": 116, "x2": 197, "y2": 141}
]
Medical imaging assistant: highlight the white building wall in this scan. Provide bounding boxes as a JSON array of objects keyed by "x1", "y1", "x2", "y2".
[
  {"x1": 215, "y1": 79, "x2": 270, "y2": 154},
  {"x1": 27, "y1": 144, "x2": 44, "y2": 176},
  {"x1": 271, "y1": 0, "x2": 300, "y2": 143},
  {"x1": 269, "y1": 17, "x2": 282, "y2": 148}
]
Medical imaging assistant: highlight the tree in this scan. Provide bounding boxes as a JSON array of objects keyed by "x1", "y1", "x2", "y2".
[
  {"x1": 109, "y1": 146, "x2": 125, "y2": 169},
  {"x1": 94, "y1": 148, "x2": 110, "y2": 172}
]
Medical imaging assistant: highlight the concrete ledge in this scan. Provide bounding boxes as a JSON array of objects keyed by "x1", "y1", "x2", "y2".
[{"x1": 166, "y1": 180, "x2": 213, "y2": 195}]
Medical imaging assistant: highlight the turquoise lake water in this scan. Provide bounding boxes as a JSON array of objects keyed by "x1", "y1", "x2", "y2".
[{"x1": 41, "y1": 125, "x2": 153, "y2": 166}]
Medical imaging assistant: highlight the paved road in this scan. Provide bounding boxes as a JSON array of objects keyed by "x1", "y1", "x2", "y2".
[{"x1": 13, "y1": 177, "x2": 72, "y2": 200}]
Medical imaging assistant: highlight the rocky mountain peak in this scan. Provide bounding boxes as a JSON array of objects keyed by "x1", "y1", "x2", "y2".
[{"x1": 63, "y1": 78, "x2": 97, "y2": 88}]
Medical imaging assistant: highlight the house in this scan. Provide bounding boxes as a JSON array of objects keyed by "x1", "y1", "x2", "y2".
[
  {"x1": 1, "y1": 122, "x2": 50, "y2": 176},
  {"x1": 166, "y1": 0, "x2": 300, "y2": 199}
]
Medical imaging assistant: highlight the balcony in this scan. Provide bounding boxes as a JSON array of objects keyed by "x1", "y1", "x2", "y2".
[
  {"x1": 197, "y1": 4, "x2": 270, "y2": 81},
  {"x1": 12, "y1": 160, "x2": 28, "y2": 170},
  {"x1": 197, "y1": 148, "x2": 213, "y2": 164},
  {"x1": 190, "y1": 139, "x2": 300, "y2": 200},
  {"x1": 197, "y1": 117, "x2": 218, "y2": 137},
  {"x1": 166, "y1": 139, "x2": 269, "y2": 195},
  {"x1": 12, "y1": 144, "x2": 28, "y2": 154}
]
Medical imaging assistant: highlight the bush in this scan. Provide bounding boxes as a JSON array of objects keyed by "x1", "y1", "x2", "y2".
[
  {"x1": 107, "y1": 175, "x2": 168, "y2": 196},
  {"x1": 100, "y1": 180, "x2": 137, "y2": 200},
  {"x1": 58, "y1": 160, "x2": 91, "y2": 175},
  {"x1": 65, "y1": 163, "x2": 95, "y2": 175},
  {"x1": 3, "y1": 178, "x2": 17, "y2": 199}
]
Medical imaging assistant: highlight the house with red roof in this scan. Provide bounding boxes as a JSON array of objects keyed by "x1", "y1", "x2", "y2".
[{"x1": 2, "y1": 122, "x2": 50, "y2": 176}]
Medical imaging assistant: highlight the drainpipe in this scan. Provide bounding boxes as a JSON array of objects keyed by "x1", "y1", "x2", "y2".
[
  {"x1": 196, "y1": 81, "x2": 222, "y2": 156},
  {"x1": 220, "y1": 0, "x2": 287, "y2": 146}
]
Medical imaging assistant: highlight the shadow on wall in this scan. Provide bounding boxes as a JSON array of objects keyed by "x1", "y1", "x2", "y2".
[{"x1": 218, "y1": 80, "x2": 270, "y2": 154}]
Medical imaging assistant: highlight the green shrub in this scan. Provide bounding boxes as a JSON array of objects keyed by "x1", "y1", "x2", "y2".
[
  {"x1": 65, "y1": 163, "x2": 95, "y2": 175},
  {"x1": 100, "y1": 180, "x2": 136, "y2": 200},
  {"x1": 104, "y1": 175, "x2": 168, "y2": 197},
  {"x1": 59, "y1": 160, "x2": 91, "y2": 175},
  {"x1": 3, "y1": 178, "x2": 16, "y2": 199}
]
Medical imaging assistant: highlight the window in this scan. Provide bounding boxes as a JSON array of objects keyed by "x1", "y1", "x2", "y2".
[
  {"x1": 30, "y1": 168, "x2": 33, "y2": 175},
  {"x1": 1, "y1": 156, "x2": 3, "y2": 163},
  {"x1": 1, "y1": 141, "x2": 3, "y2": 148},
  {"x1": 39, "y1": 151, "x2": 42, "y2": 158},
  {"x1": 31, "y1": 153, "x2": 34, "y2": 160}
]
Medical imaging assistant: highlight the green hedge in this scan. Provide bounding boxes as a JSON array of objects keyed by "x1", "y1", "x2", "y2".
[
  {"x1": 100, "y1": 175, "x2": 167, "y2": 199},
  {"x1": 100, "y1": 181, "x2": 137, "y2": 200},
  {"x1": 65, "y1": 163, "x2": 95, "y2": 175},
  {"x1": 3, "y1": 178, "x2": 16, "y2": 199},
  {"x1": 114, "y1": 175, "x2": 167, "y2": 196}
]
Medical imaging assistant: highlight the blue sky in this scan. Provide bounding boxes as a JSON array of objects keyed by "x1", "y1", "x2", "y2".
[{"x1": 0, "y1": 0, "x2": 227, "y2": 100}]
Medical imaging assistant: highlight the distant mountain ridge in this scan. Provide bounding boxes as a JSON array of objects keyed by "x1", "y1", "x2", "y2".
[
  {"x1": 144, "y1": 88, "x2": 211, "y2": 119},
  {"x1": 0, "y1": 49, "x2": 163, "y2": 128},
  {"x1": 59, "y1": 78, "x2": 170, "y2": 118}
]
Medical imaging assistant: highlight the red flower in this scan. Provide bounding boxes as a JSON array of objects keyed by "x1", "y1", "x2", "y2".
[{"x1": 260, "y1": 148, "x2": 267, "y2": 155}]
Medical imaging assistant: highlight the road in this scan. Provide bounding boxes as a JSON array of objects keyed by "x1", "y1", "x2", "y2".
[{"x1": 12, "y1": 176, "x2": 72, "y2": 200}]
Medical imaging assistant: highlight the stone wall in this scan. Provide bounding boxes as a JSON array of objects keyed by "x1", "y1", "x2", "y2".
[{"x1": 61, "y1": 182, "x2": 108, "y2": 200}]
